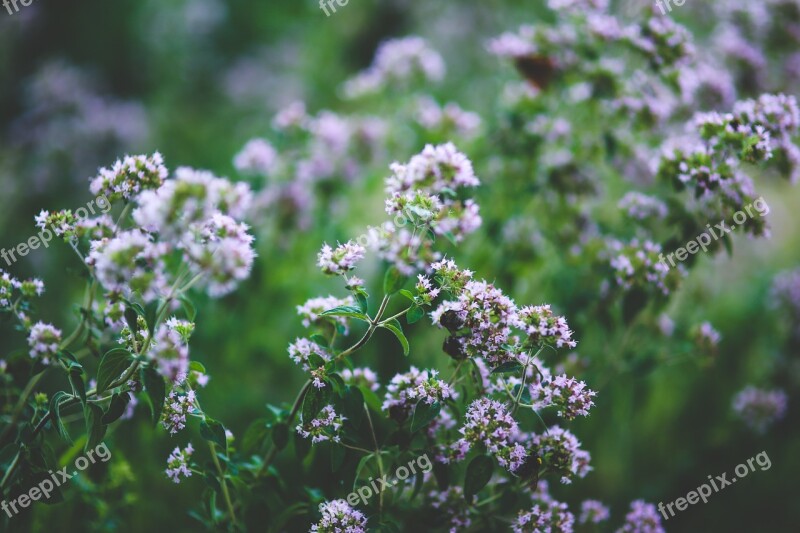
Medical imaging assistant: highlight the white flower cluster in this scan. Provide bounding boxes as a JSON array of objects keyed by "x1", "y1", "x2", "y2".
[
  {"x1": 149, "y1": 318, "x2": 195, "y2": 382},
  {"x1": 85, "y1": 156, "x2": 256, "y2": 303},
  {"x1": 89, "y1": 153, "x2": 168, "y2": 202},
  {"x1": 382, "y1": 367, "x2": 457, "y2": 420},
  {"x1": 343, "y1": 36, "x2": 445, "y2": 98}
]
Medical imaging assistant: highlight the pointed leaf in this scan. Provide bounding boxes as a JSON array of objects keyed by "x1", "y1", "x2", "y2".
[{"x1": 96, "y1": 348, "x2": 133, "y2": 395}]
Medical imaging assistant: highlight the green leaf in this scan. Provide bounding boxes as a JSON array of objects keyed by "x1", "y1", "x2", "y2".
[
  {"x1": 320, "y1": 305, "x2": 369, "y2": 321},
  {"x1": 407, "y1": 306, "x2": 424, "y2": 324},
  {"x1": 124, "y1": 306, "x2": 140, "y2": 333},
  {"x1": 141, "y1": 366, "x2": 166, "y2": 424},
  {"x1": 308, "y1": 353, "x2": 326, "y2": 369},
  {"x1": 328, "y1": 373, "x2": 346, "y2": 394},
  {"x1": 180, "y1": 295, "x2": 197, "y2": 321},
  {"x1": 189, "y1": 361, "x2": 206, "y2": 374},
  {"x1": 398, "y1": 289, "x2": 416, "y2": 302},
  {"x1": 381, "y1": 319, "x2": 410, "y2": 356},
  {"x1": 353, "y1": 453, "x2": 378, "y2": 489},
  {"x1": 49, "y1": 391, "x2": 73, "y2": 444},
  {"x1": 464, "y1": 455, "x2": 494, "y2": 500},
  {"x1": 383, "y1": 266, "x2": 407, "y2": 295},
  {"x1": 330, "y1": 443, "x2": 345, "y2": 472},
  {"x1": 272, "y1": 422, "x2": 290, "y2": 451},
  {"x1": 342, "y1": 386, "x2": 365, "y2": 429},
  {"x1": 101, "y1": 392, "x2": 131, "y2": 424},
  {"x1": 241, "y1": 418, "x2": 269, "y2": 455},
  {"x1": 491, "y1": 362, "x2": 523, "y2": 375},
  {"x1": 355, "y1": 292, "x2": 369, "y2": 314},
  {"x1": 360, "y1": 385, "x2": 383, "y2": 413},
  {"x1": 200, "y1": 419, "x2": 228, "y2": 453},
  {"x1": 96, "y1": 348, "x2": 133, "y2": 395},
  {"x1": 411, "y1": 400, "x2": 441, "y2": 433},
  {"x1": 69, "y1": 367, "x2": 86, "y2": 405},
  {"x1": 310, "y1": 334, "x2": 329, "y2": 348},
  {"x1": 302, "y1": 385, "x2": 330, "y2": 426},
  {"x1": 84, "y1": 403, "x2": 107, "y2": 452}
]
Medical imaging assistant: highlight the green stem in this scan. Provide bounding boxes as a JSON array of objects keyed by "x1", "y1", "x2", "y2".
[
  {"x1": 209, "y1": 440, "x2": 238, "y2": 527},
  {"x1": 257, "y1": 380, "x2": 313, "y2": 478}
]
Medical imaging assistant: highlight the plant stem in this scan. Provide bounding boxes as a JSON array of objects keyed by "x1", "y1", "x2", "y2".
[
  {"x1": 257, "y1": 379, "x2": 312, "y2": 477},
  {"x1": 209, "y1": 440, "x2": 238, "y2": 527},
  {"x1": 364, "y1": 405, "x2": 384, "y2": 515}
]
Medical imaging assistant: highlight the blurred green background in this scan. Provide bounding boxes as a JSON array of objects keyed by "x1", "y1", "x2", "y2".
[{"x1": 1, "y1": 0, "x2": 798, "y2": 531}]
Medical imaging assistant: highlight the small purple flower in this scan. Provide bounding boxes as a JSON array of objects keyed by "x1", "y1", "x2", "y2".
[
  {"x1": 310, "y1": 499, "x2": 367, "y2": 532},
  {"x1": 732, "y1": 386, "x2": 788, "y2": 433}
]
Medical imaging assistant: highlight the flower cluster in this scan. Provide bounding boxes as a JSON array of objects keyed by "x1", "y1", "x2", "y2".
[
  {"x1": 413, "y1": 96, "x2": 482, "y2": 139},
  {"x1": 162, "y1": 389, "x2": 197, "y2": 435},
  {"x1": 513, "y1": 481, "x2": 576, "y2": 533},
  {"x1": 87, "y1": 229, "x2": 170, "y2": 302},
  {"x1": 694, "y1": 321, "x2": 721, "y2": 353},
  {"x1": 515, "y1": 305, "x2": 577, "y2": 349},
  {"x1": 27, "y1": 322, "x2": 62, "y2": 364},
  {"x1": 287, "y1": 338, "x2": 331, "y2": 389},
  {"x1": 83, "y1": 157, "x2": 256, "y2": 303},
  {"x1": 579, "y1": 499, "x2": 611, "y2": 525},
  {"x1": 431, "y1": 261, "x2": 579, "y2": 368},
  {"x1": 317, "y1": 241, "x2": 365, "y2": 276},
  {"x1": 382, "y1": 367, "x2": 456, "y2": 421},
  {"x1": 701, "y1": 94, "x2": 800, "y2": 177},
  {"x1": 233, "y1": 138, "x2": 279, "y2": 177},
  {"x1": 340, "y1": 367, "x2": 379, "y2": 392},
  {"x1": 530, "y1": 426, "x2": 592, "y2": 484},
  {"x1": 429, "y1": 486, "x2": 472, "y2": 532},
  {"x1": 618, "y1": 192, "x2": 668, "y2": 221},
  {"x1": 732, "y1": 386, "x2": 788, "y2": 434},
  {"x1": 310, "y1": 499, "x2": 367, "y2": 533},
  {"x1": 297, "y1": 295, "x2": 357, "y2": 334},
  {"x1": 617, "y1": 500, "x2": 665, "y2": 533},
  {"x1": 0, "y1": 270, "x2": 45, "y2": 309},
  {"x1": 376, "y1": 143, "x2": 482, "y2": 273},
  {"x1": 447, "y1": 398, "x2": 528, "y2": 473},
  {"x1": 296, "y1": 405, "x2": 344, "y2": 444},
  {"x1": 772, "y1": 268, "x2": 800, "y2": 336},
  {"x1": 89, "y1": 152, "x2": 167, "y2": 202},
  {"x1": 148, "y1": 318, "x2": 194, "y2": 382},
  {"x1": 432, "y1": 278, "x2": 517, "y2": 367},
  {"x1": 343, "y1": 36, "x2": 445, "y2": 98},
  {"x1": 165, "y1": 443, "x2": 194, "y2": 484},
  {"x1": 606, "y1": 238, "x2": 682, "y2": 296},
  {"x1": 530, "y1": 374, "x2": 596, "y2": 420}
]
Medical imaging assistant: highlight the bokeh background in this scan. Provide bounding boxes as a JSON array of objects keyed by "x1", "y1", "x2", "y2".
[{"x1": 1, "y1": 0, "x2": 798, "y2": 531}]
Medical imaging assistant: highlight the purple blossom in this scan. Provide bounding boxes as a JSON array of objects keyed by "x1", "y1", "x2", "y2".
[
  {"x1": 27, "y1": 322, "x2": 62, "y2": 364},
  {"x1": 447, "y1": 398, "x2": 527, "y2": 473},
  {"x1": 383, "y1": 367, "x2": 457, "y2": 420},
  {"x1": 579, "y1": 499, "x2": 610, "y2": 524},
  {"x1": 310, "y1": 499, "x2": 367, "y2": 533},
  {"x1": 162, "y1": 389, "x2": 197, "y2": 435},
  {"x1": 530, "y1": 426, "x2": 592, "y2": 484},
  {"x1": 296, "y1": 405, "x2": 344, "y2": 444},
  {"x1": 317, "y1": 241, "x2": 366, "y2": 275},
  {"x1": 616, "y1": 500, "x2": 665, "y2": 533},
  {"x1": 165, "y1": 443, "x2": 194, "y2": 483},
  {"x1": 732, "y1": 386, "x2": 788, "y2": 433}
]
